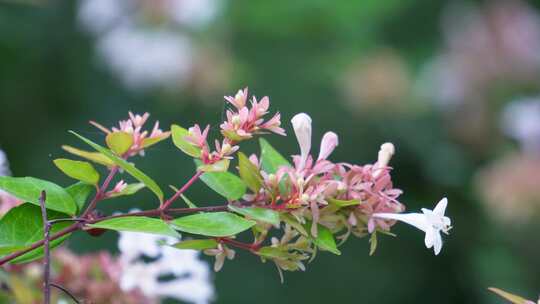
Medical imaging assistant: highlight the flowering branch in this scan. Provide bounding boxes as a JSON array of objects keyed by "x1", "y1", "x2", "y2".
[{"x1": 0, "y1": 88, "x2": 452, "y2": 301}]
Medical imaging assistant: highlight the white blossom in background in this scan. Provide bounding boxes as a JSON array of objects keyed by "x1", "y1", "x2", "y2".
[
  {"x1": 501, "y1": 98, "x2": 540, "y2": 154},
  {"x1": 168, "y1": 0, "x2": 219, "y2": 29},
  {"x1": 77, "y1": 0, "x2": 219, "y2": 90},
  {"x1": 0, "y1": 149, "x2": 10, "y2": 176},
  {"x1": 118, "y1": 231, "x2": 215, "y2": 304},
  {"x1": 97, "y1": 27, "x2": 193, "y2": 89},
  {"x1": 417, "y1": 0, "x2": 540, "y2": 108}
]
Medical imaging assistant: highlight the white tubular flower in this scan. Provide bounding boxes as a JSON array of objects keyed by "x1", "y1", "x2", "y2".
[
  {"x1": 373, "y1": 198, "x2": 452, "y2": 255},
  {"x1": 317, "y1": 131, "x2": 339, "y2": 161},
  {"x1": 291, "y1": 113, "x2": 312, "y2": 170}
]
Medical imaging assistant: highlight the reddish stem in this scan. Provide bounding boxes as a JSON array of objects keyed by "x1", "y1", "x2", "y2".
[
  {"x1": 92, "y1": 205, "x2": 229, "y2": 222},
  {"x1": 0, "y1": 224, "x2": 80, "y2": 266},
  {"x1": 218, "y1": 238, "x2": 260, "y2": 251},
  {"x1": 160, "y1": 171, "x2": 203, "y2": 210},
  {"x1": 81, "y1": 166, "x2": 119, "y2": 218},
  {"x1": 0, "y1": 205, "x2": 230, "y2": 266}
]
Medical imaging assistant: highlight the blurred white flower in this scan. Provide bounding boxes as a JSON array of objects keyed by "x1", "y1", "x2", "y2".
[
  {"x1": 0, "y1": 149, "x2": 10, "y2": 176},
  {"x1": 169, "y1": 0, "x2": 219, "y2": 28},
  {"x1": 98, "y1": 26, "x2": 193, "y2": 89},
  {"x1": 78, "y1": 0, "x2": 219, "y2": 90},
  {"x1": 118, "y1": 231, "x2": 215, "y2": 304},
  {"x1": 78, "y1": 0, "x2": 126, "y2": 34},
  {"x1": 501, "y1": 98, "x2": 540, "y2": 154}
]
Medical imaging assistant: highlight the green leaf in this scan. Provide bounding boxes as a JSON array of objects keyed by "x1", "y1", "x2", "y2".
[
  {"x1": 316, "y1": 225, "x2": 341, "y2": 255},
  {"x1": 198, "y1": 159, "x2": 230, "y2": 172},
  {"x1": 196, "y1": 160, "x2": 246, "y2": 200},
  {"x1": 488, "y1": 288, "x2": 533, "y2": 304},
  {"x1": 169, "y1": 186, "x2": 198, "y2": 208},
  {"x1": 280, "y1": 213, "x2": 308, "y2": 237},
  {"x1": 88, "y1": 217, "x2": 179, "y2": 238},
  {"x1": 0, "y1": 204, "x2": 72, "y2": 262},
  {"x1": 316, "y1": 226, "x2": 341, "y2": 255},
  {"x1": 228, "y1": 205, "x2": 280, "y2": 226},
  {"x1": 70, "y1": 131, "x2": 164, "y2": 203},
  {"x1": 171, "y1": 239, "x2": 218, "y2": 250},
  {"x1": 11, "y1": 235, "x2": 70, "y2": 264},
  {"x1": 305, "y1": 222, "x2": 341, "y2": 255},
  {"x1": 327, "y1": 198, "x2": 361, "y2": 208},
  {"x1": 0, "y1": 176, "x2": 76, "y2": 215},
  {"x1": 238, "y1": 152, "x2": 263, "y2": 193},
  {"x1": 171, "y1": 124, "x2": 201, "y2": 158},
  {"x1": 181, "y1": 194, "x2": 198, "y2": 208},
  {"x1": 53, "y1": 158, "x2": 100, "y2": 185},
  {"x1": 62, "y1": 145, "x2": 114, "y2": 167},
  {"x1": 259, "y1": 138, "x2": 291, "y2": 174},
  {"x1": 257, "y1": 246, "x2": 296, "y2": 260},
  {"x1": 171, "y1": 212, "x2": 256, "y2": 237},
  {"x1": 369, "y1": 231, "x2": 378, "y2": 256},
  {"x1": 142, "y1": 133, "x2": 170, "y2": 148},
  {"x1": 105, "y1": 132, "x2": 133, "y2": 155},
  {"x1": 107, "y1": 183, "x2": 145, "y2": 198},
  {"x1": 65, "y1": 182, "x2": 94, "y2": 212}
]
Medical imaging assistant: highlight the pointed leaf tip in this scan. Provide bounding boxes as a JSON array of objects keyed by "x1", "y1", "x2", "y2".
[
  {"x1": 54, "y1": 158, "x2": 100, "y2": 185},
  {"x1": 259, "y1": 138, "x2": 291, "y2": 174},
  {"x1": 70, "y1": 131, "x2": 163, "y2": 202}
]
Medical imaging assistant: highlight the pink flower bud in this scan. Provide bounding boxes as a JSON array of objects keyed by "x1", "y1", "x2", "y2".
[
  {"x1": 225, "y1": 88, "x2": 248, "y2": 109},
  {"x1": 291, "y1": 113, "x2": 312, "y2": 170},
  {"x1": 377, "y1": 142, "x2": 395, "y2": 168},
  {"x1": 317, "y1": 131, "x2": 339, "y2": 161},
  {"x1": 373, "y1": 142, "x2": 395, "y2": 178}
]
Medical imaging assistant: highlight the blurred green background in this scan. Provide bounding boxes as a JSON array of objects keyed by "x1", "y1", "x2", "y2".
[{"x1": 1, "y1": 0, "x2": 540, "y2": 303}]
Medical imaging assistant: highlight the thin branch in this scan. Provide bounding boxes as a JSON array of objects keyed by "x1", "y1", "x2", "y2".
[
  {"x1": 218, "y1": 237, "x2": 260, "y2": 251},
  {"x1": 0, "y1": 204, "x2": 229, "y2": 266},
  {"x1": 50, "y1": 283, "x2": 80, "y2": 304},
  {"x1": 38, "y1": 190, "x2": 50, "y2": 304},
  {"x1": 81, "y1": 166, "x2": 119, "y2": 218},
  {"x1": 88, "y1": 204, "x2": 229, "y2": 223},
  {"x1": 161, "y1": 170, "x2": 203, "y2": 210},
  {"x1": 48, "y1": 218, "x2": 87, "y2": 225}
]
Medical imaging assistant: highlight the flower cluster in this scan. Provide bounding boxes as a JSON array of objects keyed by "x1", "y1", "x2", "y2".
[
  {"x1": 179, "y1": 88, "x2": 285, "y2": 166},
  {"x1": 183, "y1": 124, "x2": 239, "y2": 165},
  {"x1": 220, "y1": 88, "x2": 286, "y2": 142},
  {"x1": 203, "y1": 110, "x2": 451, "y2": 272},
  {"x1": 235, "y1": 114, "x2": 405, "y2": 260},
  {"x1": 90, "y1": 111, "x2": 170, "y2": 158}
]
